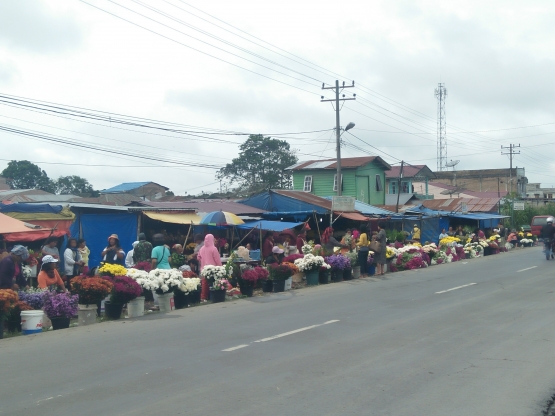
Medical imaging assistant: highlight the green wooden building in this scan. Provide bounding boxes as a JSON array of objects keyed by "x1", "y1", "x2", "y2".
[{"x1": 286, "y1": 156, "x2": 391, "y2": 205}]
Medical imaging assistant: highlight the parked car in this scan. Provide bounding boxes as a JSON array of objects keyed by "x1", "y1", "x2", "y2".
[{"x1": 531, "y1": 216, "x2": 551, "y2": 237}]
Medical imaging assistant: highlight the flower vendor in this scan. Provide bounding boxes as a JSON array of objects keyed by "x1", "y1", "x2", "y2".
[
  {"x1": 0, "y1": 245, "x2": 29, "y2": 290},
  {"x1": 321, "y1": 227, "x2": 348, "y2": 253},
  {"x1": 266, "y1": 246, "x2": 284, "y2": 265},
  {"x1": 262, "y1": 232, "x2": 275, "y2": 259},
  {"x1": 101, "y1": 234, "x2": 125, "y2": 265},
  {"x1": 78, "y1": 238, "x2": 90, "y2": 275},
  {"x1": 64, "y1": 238, "x2": 84, "y2": 288},
  {"x1": 412, "y1": 224, "x2": 421, "y2": 242},
  {"x1": 439, "y1": 228, "x2": 449, "y2": 240},
  {"x1": 37, "y1": 255, "x2": 66, "y2": 291},
  {"x1": 356, "y1": 225, "x2": 371, "y2": 277},
  {"x1": 198, "y1": 234, "x2": 222, "y2": 300},
  {"x1": 41, "y1": 237, "x2": 60, "y2": 259},
  {"x1": 340, "y1": 229, "x2": 355, "y2": 255},
  {"x1": 151, "y1": 234, "x2": 171, "y2": 270},
  {"x1": 375, "y1": 222, "x2": 387, "y2": 276}
]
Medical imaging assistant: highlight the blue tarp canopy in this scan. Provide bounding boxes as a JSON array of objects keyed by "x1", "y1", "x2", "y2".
[
  {"x1": 0, "y1": 203, "x2": 63, "y2": 213},
  {"x1": 240, "y1": 191, "x2": 328, "y2": 216},
  {"x1": 237, "y1": 220, "x2": 304, "y2": 232},
  {"x1": 405, "y1": 205, "x2": 508, "y2": 220}
]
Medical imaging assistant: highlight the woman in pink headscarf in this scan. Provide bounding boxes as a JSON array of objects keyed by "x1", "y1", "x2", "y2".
[{"x1": 198, "y1": 234, "x2": 222, "y2": 300}]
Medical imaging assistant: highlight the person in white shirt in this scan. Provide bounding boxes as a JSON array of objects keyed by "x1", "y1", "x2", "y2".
[
  {"x1": 64, "y1": 238, "x2": 84, "y2": 288},
  {"x1": 125, "y1": 241, "x2": 139, "y2": 268}
]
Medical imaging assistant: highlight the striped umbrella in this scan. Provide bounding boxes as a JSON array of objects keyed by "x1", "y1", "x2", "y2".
[{"x1": 199, "y1": 211, "x2": 245, "y2": 226}]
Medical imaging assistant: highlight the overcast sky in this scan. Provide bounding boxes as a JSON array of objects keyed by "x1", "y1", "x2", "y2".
[{"x1": 0, "y1": 0, "x2": 554, "y2": 195}]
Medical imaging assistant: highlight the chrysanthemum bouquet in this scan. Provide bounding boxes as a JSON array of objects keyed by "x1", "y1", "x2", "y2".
[
  {"x1": 200, "y1": 265, "x2": 227, "y2": 281},
  {"x1": 147, "y1": 269, "x2": 184, "y2": 294},
  {"x1": 325, "y1": 254, "x2": 351, "y2": 270},
  {"x1": 178, "y1": 277, "x2": 201, "y2": 294},
  {"x1": 294, "y1": 254, "x2": 329, "y2": 272},
  {"x1": 98, "y1": 263, "x2": 128, "y2": 277},
  {"x1": 18, "y1": 288, "x2": 46, "y2": 310},
  {"x1": 43, "y1": 291, "x2": 79, "y2": 318},
  {"x1": 211, "y1": 277, "x2": 229, "y2": 291}
]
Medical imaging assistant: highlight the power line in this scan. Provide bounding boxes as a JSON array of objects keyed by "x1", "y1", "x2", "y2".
[{"x1": 78, "y1": 0, "x2": 322, "y2": 97}]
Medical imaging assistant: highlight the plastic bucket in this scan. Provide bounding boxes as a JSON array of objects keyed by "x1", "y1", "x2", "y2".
[
  {"x1": 284, "y1": 277, "x2": 292, "y2": 290},
  {"x1": 158, "y1": 293, "x2": 175, "y2": 313},
  {"x1": 127, "y1": 296, "x2": 145, "y2": 318},
  {"x1": 21, "y1": 310, "x2": 44, "y2": 335}
]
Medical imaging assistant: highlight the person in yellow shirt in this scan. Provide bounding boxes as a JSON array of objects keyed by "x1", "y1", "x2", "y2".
[
  {"x1": 356, "y1": 226, "x2": 370, "y2": 277},
  {"x1": 412, "y1": 224, "x2": 421, "y2": 242}
]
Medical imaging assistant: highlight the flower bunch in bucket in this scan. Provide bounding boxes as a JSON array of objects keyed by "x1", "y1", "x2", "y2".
[
  {"x1": 147, "y1": 269, "x2": 183, "y2": 294},
  {"x1": 240, "y1": 266, "x2": 268, "y2": 286},
  {"x1": 43, "y1": 291, "x2": 79, "y2": 319},
  {"x1": 98, "y1": 263, "x2": 128, "y2": 277},
  {"x1": 211, "y1": 277, "x2": 229, "y2": 291},
  {"x1": 294, "y1": 254, "x2": 329, "y2": 272},
  {"x1": 18, "y1": 288, "x2": 46, "y2": 310},
  {"x1": 268, "y1": 263, "x2": 293, "y2": 281},
  {"x1": 0, "y1": 289, "x2": 19, "y2": 315},
  {"x1": 102, "y1": 275, "x2": 142, "y2": 304},
  {"x1": 71, "y1": 276, "x2": 113, "y2": 306},
  {"x1": 178, "y1": 277, "x2": 201, "y2": 294},
  {"x1": 200, "y1": 265, "x2": 227, "y2": 282},
  {"x1": 325, "y1": 254, "x2": 351, "y2": 270}
]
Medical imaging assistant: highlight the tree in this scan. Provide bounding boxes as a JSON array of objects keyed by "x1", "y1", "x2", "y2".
[
  {"x1": 1, "y1": 160, "x2": 55, "y2": 192},
  {"x1": 55, "y1": 175, "x2": 98, "y2": 196},
  {"x1": 217, "y1": 135, "x2": 298, "y2": 195}
]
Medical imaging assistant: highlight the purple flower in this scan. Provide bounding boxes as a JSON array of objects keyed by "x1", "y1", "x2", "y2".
[
  {"x1": 324, "y1": 254, "x2": 351, "y2": 270},
  {"x1": 18, "y1": 290, "x2": 46, "y2": 310},
  {"x1": 43, "y1": 291, "x2": 79, "y2": 318}
]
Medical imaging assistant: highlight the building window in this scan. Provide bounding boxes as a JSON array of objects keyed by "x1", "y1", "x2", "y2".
[
  {"x1": 333, "y1": 174, "x2": 343, "y2": 191},
  {"x1": 401, "y1": 181, "x2": 409, "y2": 193},
  {"x1": 390, "y1": 181, "x2": 397, "y2": 194},
  {"x1": 375, "y1": 174, "x2": 383, "y2": 192},
  {"x1": 303, "y1": 176, "x2": 313, "y2": 192}
]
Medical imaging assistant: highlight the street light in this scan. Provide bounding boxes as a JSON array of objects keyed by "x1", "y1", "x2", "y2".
[{"x1": 336, "y1": 122, "x2": 355, "y2": 196}]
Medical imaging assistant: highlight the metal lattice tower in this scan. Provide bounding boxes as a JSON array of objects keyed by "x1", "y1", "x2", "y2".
[{"x1": 435, "y1": 83, "x2": 448, "y2": 171}]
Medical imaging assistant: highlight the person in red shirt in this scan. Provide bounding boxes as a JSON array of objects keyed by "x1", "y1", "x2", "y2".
[
  {"x1": 37, "y1": 255, "x2": 66, "y2": 291},
  {"x1": 262, "y1": 232, "x2": 275, "y2": 259}
]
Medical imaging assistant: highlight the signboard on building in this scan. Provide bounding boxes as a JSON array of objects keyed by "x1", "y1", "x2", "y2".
[
  {"x1": 513, "y1": 201, "x2": 525, "y2": 211},
  {"x1": 461, "y1": 202, "x2": 468, "y2": 214},
  {"x1": 332, "y1": 196, "x2": 356, "y2": 212}
]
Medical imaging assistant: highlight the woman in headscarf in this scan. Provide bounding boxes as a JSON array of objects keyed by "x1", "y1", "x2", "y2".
[
  {"x1": 37, "y1": 255, "x2": 66, "y2": 291},
  {"x1": 198, "y1": 234, "x2": 222, "y2": 300},
  {"x1": 0, "y1": 245, "x2": 29, "y2": 290},
  {"x1": 101, "y1": 234, "x2": 125, "y2": 265},
  {"x1": 64, "y1": 238, "x2": 83, "y2": 288}
]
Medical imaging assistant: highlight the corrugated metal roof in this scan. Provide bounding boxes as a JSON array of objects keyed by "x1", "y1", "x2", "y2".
[
  {"x1": 100, "y1": 182, "x2": 168, "y2": 194},
  {"x1": 422, "y1": 198, "x2": 501, "y2": 213},
  {"x1": 385, "y1": 165, "x2": 435, "y2": 179},
  {"x1": 287, "y1": 156, "x2": 391, "y2": 171},
  {"x1": 273, "y1": 190, "x2": 333, "y2": 210},
  {"x1": 128, "y1": 200, "x2": 265, "y2": 215}
]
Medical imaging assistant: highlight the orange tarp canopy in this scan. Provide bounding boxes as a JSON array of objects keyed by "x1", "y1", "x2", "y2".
[
  {"x1": 0, "y1": 212, "x2": 66, "y2": 242},
  {"x1": 334, "y1": 211, "x2": 369, "y2": 221}
]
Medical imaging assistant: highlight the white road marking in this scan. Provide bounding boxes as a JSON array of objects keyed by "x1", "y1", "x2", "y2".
[
  {"x1": 222, "y1": 320, "x2": 340, "y2": 351},
  {"x1": 517, "y1": 266, "x2": 537, "y2": 273},
  {"x1": 254, "y1": 320, "x2": 340, "y2": 343},
  {"x1": 222, "y1": 344, "x2": 249, "y2": 352},
  {"x1": 435, "y1": 283, "x2": 477, "y2": 294}
]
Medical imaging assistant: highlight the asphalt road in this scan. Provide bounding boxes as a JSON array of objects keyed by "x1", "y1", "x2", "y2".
[{"x1": 2, "y1": 247, "x2": 555, "y2": 416}]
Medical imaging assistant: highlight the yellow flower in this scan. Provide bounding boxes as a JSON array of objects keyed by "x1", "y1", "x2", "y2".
[
  {"x1": 98, "y1": 263, "x2": 128, "y2": 276},
  {"x1": 385, "y1": 247, "x2": 396, "y2": 259},
  {"x1": 439, "y1": 236, "x2": 460, "y2": 246}
]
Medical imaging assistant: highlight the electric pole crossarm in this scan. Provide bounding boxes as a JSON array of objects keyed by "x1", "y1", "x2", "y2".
[
  {"x1": 320, "y1": 79, "x2": 356, "y2": 196},
  {"x1": 320, "y1": 98, "x2": 356, "y2": 102}
]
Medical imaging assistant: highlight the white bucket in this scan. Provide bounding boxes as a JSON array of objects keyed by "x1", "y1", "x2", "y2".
[
  {"x1": 127, "y1": 296, "x2": 145, "y2": 318},
  {"x1": 284, "y1": 277, "x2": 292, "y2": 291},
  {"x1": 158, "y1": 293, "x2": 174, "y2": 313},
  {"x1": 21, "y1": 310, "x2": 43, "y2": 335},
  {"x1": 78, "y1": 304, "x2": 97, "y2": 326}
]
